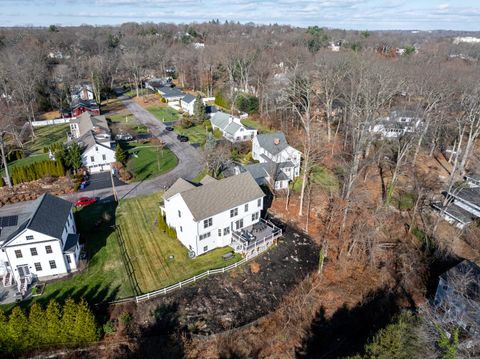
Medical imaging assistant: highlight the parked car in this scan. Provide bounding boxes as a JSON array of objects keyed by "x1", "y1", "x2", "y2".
[
  {"x1": 75, "y1": 197, "x2": 97, "y2": 207},
  {"x1": 115, "y1": 133, "x2": 133, "y2": 141},
  {"x1": 165, "y1": 126, "x2": 174, "y2": 131},
  {"x1": 177, "y1": 134, "x2": 189, "y2": 142}
]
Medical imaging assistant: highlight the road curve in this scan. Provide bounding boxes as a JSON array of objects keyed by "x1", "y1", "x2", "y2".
[{"x1": 0, "y1": 93, "x2": 204, "y2": 214}]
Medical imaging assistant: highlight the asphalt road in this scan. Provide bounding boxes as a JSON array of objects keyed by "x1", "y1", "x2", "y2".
[{"x1": 0, "y1": 91, "x2": 204, "y2": 215}]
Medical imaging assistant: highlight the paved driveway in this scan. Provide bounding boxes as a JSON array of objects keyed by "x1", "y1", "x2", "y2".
[
  {"x1": 0, "y1": 91, "x2": 205, "y2": 212},
  {"x1": 80, "y1": 172, "x2": 127, "y2": 192}
]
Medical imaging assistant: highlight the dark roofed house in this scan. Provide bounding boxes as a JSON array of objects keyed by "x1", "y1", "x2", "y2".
[
  {"x1": 434, "y1": 260, "x2": 480, "y2": 342},
  {"x1": 433, "y1": 184, "x2": 480, "y2": 229},
  {"x1": 252, "y1": 131, "x2": 301, "y2": 188},
  {"x1": 0, "y1": 193, "x2": 81, "y2": 299}
]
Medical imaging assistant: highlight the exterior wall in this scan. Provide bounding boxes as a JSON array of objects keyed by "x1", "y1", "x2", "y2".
[
  {"x1": 4, "y1": 229, "x2": 68, "y2": 280},
  {"x1": 252, "y1": 140, "x2": 301, "y2": 178},
  {"x1": 230, "y1": 127, "x2": 257, "y2": 142},
  {"x1": 82, "y1": 145, "x2": 116, "y2": 173},
  {"x1": 72, "y1": 107, "x2": 100, "y2": 117},
  {"x1": 181, "y1": 101, "x2": 195, "y2": 115},
  {"x1": 164, "y1": 194, "x2": 199, "y2": 254},
  {"x1": 164, "y1": 194, "x2": 264, "y2": 256},
  {"x1": 194, "y1": 196, "x2": 264, "y2": 255}
]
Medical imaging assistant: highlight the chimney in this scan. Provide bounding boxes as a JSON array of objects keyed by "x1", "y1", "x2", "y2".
[{"x1": 273, "y1": 138, "x2": 280, "y2": 145}]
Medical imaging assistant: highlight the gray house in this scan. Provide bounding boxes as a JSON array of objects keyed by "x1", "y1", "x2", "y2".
[{"x1": 434, "y1": 260, "x2": 480, "y2": 340}]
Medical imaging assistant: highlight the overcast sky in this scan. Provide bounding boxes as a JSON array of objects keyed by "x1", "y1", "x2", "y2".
[{"x1": 1, "y1": 0, "x2": 479, "y2": 30}]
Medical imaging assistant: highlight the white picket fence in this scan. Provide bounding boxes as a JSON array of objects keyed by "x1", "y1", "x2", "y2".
[
  {"x1": 127, "y1": 244, "x2": 272, "y2": 304},
  {"x1": 32, "y1": 118, "x2": 75, "y2": 127}
]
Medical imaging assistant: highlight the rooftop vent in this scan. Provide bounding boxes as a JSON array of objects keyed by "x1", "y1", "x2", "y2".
[{"x1": 273, "y1": 138, "x2": 280, "y2": 145}]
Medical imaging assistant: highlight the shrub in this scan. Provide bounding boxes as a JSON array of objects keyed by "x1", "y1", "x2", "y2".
[
  {"x1": 180, "y1": 116, "x2": 194, "y2": 129},
  {"x1": 119, "y1": 312, "x2": 132, "y2": 325},
  {"x1": 103, "y1": 321, "x2": 116, "y2": 335},
  {"x1": 213, "y1": 128, "x2": 222, "y2": 139},
  {"x1": 235, "y1": 93, "x2": 259, "y2": 114}
]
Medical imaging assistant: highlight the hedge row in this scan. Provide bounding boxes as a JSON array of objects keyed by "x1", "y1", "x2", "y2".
[{"x1": 11, "y1": 160, "x2": 65, "y2": 185}]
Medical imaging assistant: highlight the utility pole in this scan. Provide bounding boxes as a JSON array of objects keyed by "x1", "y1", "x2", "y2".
[
  {"x1": 0, "y1": 133, "x2": 12, "y2": 188},
  {"x1": 110, "y1": 167, "x2": 118, "y2": 202}
]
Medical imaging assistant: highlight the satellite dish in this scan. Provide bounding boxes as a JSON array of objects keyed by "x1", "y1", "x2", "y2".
[{"x1": 188, "y1": 251, "x2": 196, "y2": 258}]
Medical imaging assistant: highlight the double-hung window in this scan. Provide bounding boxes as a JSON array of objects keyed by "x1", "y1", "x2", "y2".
[
  {"x1": 199, "y1": 232, "x2": 211, "y2": 240},
  {"x1": 203, "y1": 218, "x2": 212, "y2": 228},
  {"x1": 230, "y1": 208, "x2": 238, "y2": 218}
]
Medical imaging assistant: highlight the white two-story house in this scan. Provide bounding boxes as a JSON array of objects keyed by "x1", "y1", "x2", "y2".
[
  {"x1": 250, "y1": 132, "x2": 301, "y2": 189},
  {"x1": 69, "y1": 112, "x2": 116, "y2": 173},
  {"x1": 210, "y1": 112, "x2": 257, "y2": 142},
  {"x1": 161, "y1": 172, "x2": 277, "y2": 256},
  {"x1": 0, "y1": 193, "x2": 80, "y2": 295}
]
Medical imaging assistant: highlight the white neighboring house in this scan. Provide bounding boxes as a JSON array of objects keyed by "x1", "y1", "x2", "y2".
[
  {"x1": 180, "y1": 94, "x2": 197, "y2": 115},
  {"x1": 160, "y1": 172, "x2": 281, "y2": 257},
  {"x1": 251, "y1": 132, "x2": 301, "y2": 189},
  {"x1": 370, "y1": 109, "x2": 422, "y2": 138},
  {"x1": 210, "y1": 112, "x2": 257, "y2": 142},
  {"x1": 69, "y1": 112, "x2": 116, "y2": 173},
  {"x1": 0, "y1": 193, "x2": 80, "y2": 295},
  {"x1": 71, "y1": 83, "x2": 94, "y2": 101}
]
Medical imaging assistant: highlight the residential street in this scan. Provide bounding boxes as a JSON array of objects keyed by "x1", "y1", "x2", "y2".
[{"x1": 0, "y1": 91, "x2": 204, "y2": 214}]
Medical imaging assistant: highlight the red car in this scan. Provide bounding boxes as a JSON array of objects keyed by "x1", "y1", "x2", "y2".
[{"x1": 75, "y1": 197, "x2": 97, "y2": 207}]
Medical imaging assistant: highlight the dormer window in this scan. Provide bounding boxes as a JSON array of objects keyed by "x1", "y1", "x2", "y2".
[{"x1": 95, "y1": 146, "x2": 98, "y2": 151}]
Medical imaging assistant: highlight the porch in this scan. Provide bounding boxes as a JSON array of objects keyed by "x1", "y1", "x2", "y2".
[{"x1": 232, "y1": 218, "x2": 282, "y2": 256}]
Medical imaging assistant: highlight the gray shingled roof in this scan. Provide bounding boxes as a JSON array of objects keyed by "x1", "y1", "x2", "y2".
[
  {"x1": 167, "y1": 172, "x2": 264, "y2": 221},
  {"x1": 64, "y1": 233, "x2": 80, "y2": 253},
  {"x1": 256, "y1": 132, "x2": 290, "y2": 156},
  {"x1": 454, "y1": 187, "x2": 480, "y2": 206},
  {"x1": 182, "y1": 94, "x2": 196, "y2": 104},
  {"x1": 1, "y1": 193, "x2": 73, "y2": 247},
  {"x1": 210, "y1": 111, "x2": 232, "y2": 129},
  {"x1": 224, "y1": 121, "x2": 242, "y2": 136},
  {"x1": 164, "y1": 178, "x2": 196, "y2": 200},
  {"x1": 158, "y1": 86, "x2": 185, "y2": 99}
]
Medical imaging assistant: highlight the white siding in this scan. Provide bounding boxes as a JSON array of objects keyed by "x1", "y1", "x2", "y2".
[
  {"x1": 83, "y1": 145, "x2": 116, "y2": 173},
  {"x1": 4, "y1": 229, "x2": 68, "y2": 279},
  {"x1": 164, "y1": 194, "x2": 264, "y2": 256}
]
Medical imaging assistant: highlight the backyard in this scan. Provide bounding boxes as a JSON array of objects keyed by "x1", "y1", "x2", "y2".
[
  {"x1": 241, "y1": 117, "x2": 273, "y2": 134},
  {"x1": 116, "y1": 193, "x2": 242, "y2": 293},
  {"x1": 125, "y1": 142, "x2": 178, "y2": 181},
  {"x1": 108, "y1": 113, "x2": 149, "y2": 138},
  {"x1": 1, "y1": 124, "x2": 69, "y2": 176},
  {"x1": 147, "y1": 105, "x2": 180, "y2": 122}
]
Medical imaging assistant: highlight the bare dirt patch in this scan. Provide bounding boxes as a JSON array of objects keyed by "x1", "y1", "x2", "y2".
[{"x1": 120, "y1": 226, "x2": 319, "y2": 337}]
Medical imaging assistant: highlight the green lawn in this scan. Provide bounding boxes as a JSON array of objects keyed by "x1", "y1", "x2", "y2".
[
  {"x1": 126, "y1": 143, "x2": 178, "y2": 181},
  {"x1": 25, "y1": 124, "x2": 70, "y2": 154},
  {"x1": 241, "y1": 118, "x2": 273, "y2": 134},
  {"x1": 108, "y1": 113, "x2": 149, "y2": 135},
  {"x1": 147, "y1": 106, "x2": 180, "y2": 122},
  {"x1": 1, "y1": 202, "x2": 133, "y2": 311},
  {"x1": 293, "y1": 165, "x2": 339, "y2": 193},
  {"x1": 174, "y1": 123, "x2": 209, "y2": 145},
  {"x1": 116, "y1": 193, "x2": 242, "y2": 293},
  {"x1": 125, "y1": 88, "x2": 154, "y2": 98}
]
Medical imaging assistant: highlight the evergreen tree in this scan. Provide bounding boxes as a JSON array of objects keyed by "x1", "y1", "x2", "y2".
[
  {"x1": 7, "y1": 307, "x2": 30, "y2": 354},
  {"x1": 115, "y1": 144, "x2": 127, "y2": 164},
  {"x1": 66, "y1": 143, "x2": 82, "y2": 171},
  {"x1": 60, "y1": 298, "x2": 77, "y2": 343},
  {"x1": 28, "y1": 302, "x2": 46, "y2": 347},
  {"x1": 193, "y1": 95, "x2": 206, "y2": 123},
  {"x1": 44, "y1": 300, "x2": 62, "y2": 344},
  {"x1": 0, "y1": 309, "x2": 8, "y2": 353},
  {"x1": 73, "y1": 299, "x2": 99, "y2": 343}
]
